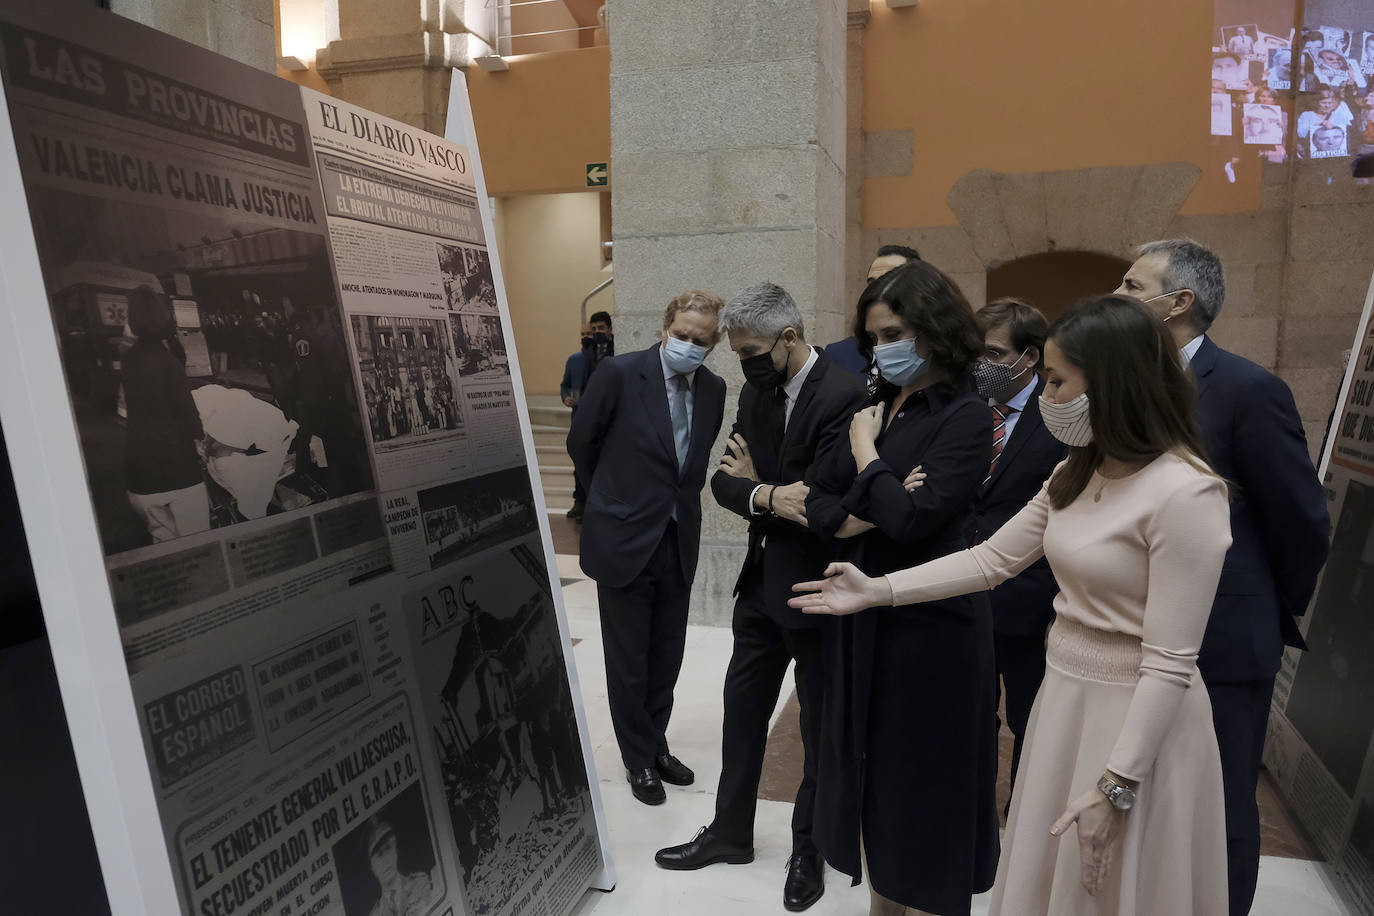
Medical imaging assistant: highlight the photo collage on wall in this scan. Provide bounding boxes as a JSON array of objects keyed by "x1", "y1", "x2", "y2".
[{"x1": 1211, "y1": 20, "x2": 1374, "y2": 180}]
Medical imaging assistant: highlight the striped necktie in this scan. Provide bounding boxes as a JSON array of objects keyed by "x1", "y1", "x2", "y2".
[{"x1": 985, "y1": 402, "x2": 1011, "y2": 486}]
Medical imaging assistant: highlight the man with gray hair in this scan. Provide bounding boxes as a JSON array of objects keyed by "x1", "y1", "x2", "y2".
[
  {"x1": 1117, "y1": 239, "x2": 1330, "y2": 916},
  {"x1": 654, "y1": 282, "x2": 865, "y2": 913}
]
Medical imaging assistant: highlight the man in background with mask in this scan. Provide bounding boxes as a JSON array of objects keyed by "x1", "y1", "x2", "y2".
[
  {"x1": 654, "y1": 283, "x2": 865, "y2": 912},
  {"x1": 567, "y1": 291, "x2": 727, "y2": 806},
  {"x1": 583, "y1": 310, "x2": 614, "y2": 382},
  {"x1": 566, "y1": 313, "x2": 614, "y2": 520},
  {"x1": 1116, "y1": 238, "x2": 1329, "y2": 916},
  {"x1": 824, "y1": 245, "x2": 921, "y2": 380},
  {"x1": 967, "y1": 298, "x2": 1066, "y2": 807}
]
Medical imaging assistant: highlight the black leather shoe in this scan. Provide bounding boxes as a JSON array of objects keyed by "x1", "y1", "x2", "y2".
[
  {"x1": 566, "y1": 502, "x2": 585, "y2": 520},
  {"x1": 654, "y1": 753, "x2": 695, "y2": 786},
  {"x1": 654, "y1": 827, "x2": 754, "y2": 870},
  {"x1": 783, "y1": 853, "x2": 824, "y2": 912},
  {"x1": 627, "y1": 768, "x2": 666, "y2": 806}
]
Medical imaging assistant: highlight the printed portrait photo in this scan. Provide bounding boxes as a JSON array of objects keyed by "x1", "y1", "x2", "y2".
[
  {"x1": 1211, "y1": 92, "x2": 1234, "y2": 136},
  {"x1": 1266, "y1": 48, "x2": 1292, "y2": 90},
  {"x1": 1221, "y1": 24, "x2": 1261, "y2": 61},
  {"x1": 1242, "y1": 103, "x2": 1286, "y2": 144},
  {"x1": 333, "y1": 782, "x2": 443, "y2": 916}
]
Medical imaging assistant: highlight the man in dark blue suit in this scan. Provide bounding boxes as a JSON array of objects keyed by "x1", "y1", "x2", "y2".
[
  {"x1": 567, "y1": 291, "x2": 728, "y2": 806},
  {"x1": 1118, "y1": 239, "x2": 1330, "y2": 916},
  {"x1": 967, "y1": 299, "x2": 1066, "y2": 805},
  {"x1": 824, "y1": 245, "x2": 921, "y2": 380}
]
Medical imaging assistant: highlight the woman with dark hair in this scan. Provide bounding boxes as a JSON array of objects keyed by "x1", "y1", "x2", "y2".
[
  {"x1": 794, "y1": 295, "x2": 1231, "y2": 915},
  {"x1": 123, "y1": 285, "x2": 209, "y2": 543},
  {"x1": 804, "y1": 260, "x2": 998, "y2": 916}
]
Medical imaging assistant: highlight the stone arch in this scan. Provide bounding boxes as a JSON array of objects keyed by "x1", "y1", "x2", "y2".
[
  {"x1": 985, "y1": 251, "x2": 1132, "y2": 323},
  {"x1": 946, "y1": 163, "x2": 1202, "y2": 270},
  {"x1": 860, "y1": 163, "x2": 1201, "y2": 313}
]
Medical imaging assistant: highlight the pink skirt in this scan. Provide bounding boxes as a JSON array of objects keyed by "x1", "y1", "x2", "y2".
[{"x1": 989, "y1": 617, "x2": 1229, "y2": 916}]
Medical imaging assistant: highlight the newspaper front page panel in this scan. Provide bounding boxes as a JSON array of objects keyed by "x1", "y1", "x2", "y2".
[
  {"x1": 0, "y1": 10, "x2": 391, "y2": 677},
  {"x1": 0, "y1": 9, "x2": 470, "y2": 916},
  {"x1": 1267, "y1": 277, "x2": 1374, "y2": 911},
  {"x1": 302, "y1": 92, "x2": 603, "y2": 916},
  {"x1": 0, "y1": 8, "x2": 599, "y2": 916}
]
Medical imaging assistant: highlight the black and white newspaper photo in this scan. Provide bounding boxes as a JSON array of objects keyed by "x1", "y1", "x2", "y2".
[
  {"x1": 351, "y1": 313, "x2": 465, "y2": 448},
  {"x1": 441, "y1": 243, "x2": 499, "y2": 315},
  {"x1": 404, "y1": 548, "x2": 601, "y2": 916},
  {"x1": 0, "y1": 9, "x2": 390, "y2": 670}
]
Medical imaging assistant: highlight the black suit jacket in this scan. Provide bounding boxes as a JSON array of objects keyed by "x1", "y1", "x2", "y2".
[
  {"x1": 967, "y1": 377, "x2": 1067, "y2": 640},
  {"x1": 711, "y1": 350, "x2": 868, "y2": 629},
  {"x1": 1192, "y1": 337, "x2": 1330, "y2": 684},
  {"x1": 567, "y1": 343, "x2": 727, "y2": 590}
]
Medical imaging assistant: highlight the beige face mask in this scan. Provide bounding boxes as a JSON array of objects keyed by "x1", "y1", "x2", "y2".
[{"x1": 1039, "y1": 392, "x2": 1093, "y2": 447}]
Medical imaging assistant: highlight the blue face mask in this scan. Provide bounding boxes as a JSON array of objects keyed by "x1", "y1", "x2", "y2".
[
  {"x1": 871, "y1": 338, "x2": 928, "y2": 386},
  {"x1": 663, "y1": 335, "x2": 708, "y2": 374}
]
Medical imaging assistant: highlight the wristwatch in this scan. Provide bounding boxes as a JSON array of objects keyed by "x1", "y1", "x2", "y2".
[{"x1": 1097, "y1": 774, "x2": 1137, "y2": 811}]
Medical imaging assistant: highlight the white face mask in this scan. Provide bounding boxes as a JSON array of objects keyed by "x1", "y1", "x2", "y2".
[{"x1": 1039, "y1": 392, "x2": 1094, "y2": 447}]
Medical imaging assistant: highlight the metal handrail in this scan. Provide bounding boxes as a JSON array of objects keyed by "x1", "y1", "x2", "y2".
[{"x1": 580, "y1": 276, "x2": 613, "y2": 324}]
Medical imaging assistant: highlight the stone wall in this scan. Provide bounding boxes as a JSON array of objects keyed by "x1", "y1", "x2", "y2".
[
  {"x1": 112, "y1": 0, "x2": 275, "y2": 71},
  {"x1": 860, "y1": 158, "x2": 1372, "y2": 464},
  {"x1": 609, "y1": 0, "x2": 848, "y2": 625}
]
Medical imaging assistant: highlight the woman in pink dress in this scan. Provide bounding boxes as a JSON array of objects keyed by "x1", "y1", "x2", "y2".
[{"x1": 791, "y1": 295, "x2": 1232, "y2": 915}]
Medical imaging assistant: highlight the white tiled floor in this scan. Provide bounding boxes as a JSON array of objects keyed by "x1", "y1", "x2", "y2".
[{"x1": 553, "y1": 555, "x2": 1354, "y2": 916}]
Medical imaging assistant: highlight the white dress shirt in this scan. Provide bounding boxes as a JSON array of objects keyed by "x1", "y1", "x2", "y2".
[
  {"x1": 748, "y1": 346, "x2": 820, "y2": 514},
  {"x1": 992, "y1": 370, "x2": 1038, "y2": 444},
  {"x1": 1181, "y1": 335, "x2": 1205, "y2": 367}
]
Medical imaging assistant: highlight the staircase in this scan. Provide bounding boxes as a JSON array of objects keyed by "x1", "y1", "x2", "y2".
[{"x1": 526, "y1": 395, "x2": 576, "y2": 513}]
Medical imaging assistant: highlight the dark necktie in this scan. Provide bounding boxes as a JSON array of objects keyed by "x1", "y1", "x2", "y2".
[{"x1": 759, "y1": 387, "x2": 788, "y2": 465}]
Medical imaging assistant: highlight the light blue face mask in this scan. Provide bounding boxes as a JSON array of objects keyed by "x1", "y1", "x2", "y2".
[
  {"x1": 663, "y1": 335, "x2": 708, "y2": 374},
  {"x1": 872, "y1": 338, "x2": 928, "y2": 386}
]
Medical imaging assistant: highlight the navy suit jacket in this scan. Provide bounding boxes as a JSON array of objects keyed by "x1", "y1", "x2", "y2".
[
  {"x1": 710, "y1": 350, "x2": 867, "y2": 629},
  {"x1": 823, "y1": 336, "x2": 870, "y2": 380},
  {"x1": 1192, "y1": 336, "x2": 1330, "y2": 684},
  {"x1": 567, "y1": 343, "x2": 727, "y2": 590},
  {"x1": 967, "y1": 377, "x2": 1067, "y2": 640}
]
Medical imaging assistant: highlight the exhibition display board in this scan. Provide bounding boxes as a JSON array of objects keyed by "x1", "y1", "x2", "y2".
[
  {"x1": 0, "y1": 3, "x2": 613, "y2": 915},
  {"x1": 1266, "y1": 270, "x2": 1374, "y2": 912}
]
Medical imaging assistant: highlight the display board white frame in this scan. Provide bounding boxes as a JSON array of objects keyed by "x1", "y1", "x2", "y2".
[
  {"x1": 0, "y1": 20, "x2": 615, "y2": 916},
  {"x1": 444, "y1": 70, "x2": 616, "y2": 894}
]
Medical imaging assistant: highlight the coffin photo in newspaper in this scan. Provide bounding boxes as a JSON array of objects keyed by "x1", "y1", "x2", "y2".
[
  {"x1": 351, "y1": 314, "x2": 464, "y2": 450},
  {"x1": 34, "y1": 193, "x2": 375, "y2": 557},
  {"x1": 439, "y1": 243, "x2": 498, "y2": 315}
]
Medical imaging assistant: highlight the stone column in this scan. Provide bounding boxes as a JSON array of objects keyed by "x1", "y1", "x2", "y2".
[
  {"x1": 609, "y1": 0, "x2": 847, "y2": 625},
  {"x1": 315, "y1": 0, "x2": 478, "y2": 131},
  {"x1": 112, "y1": 0, "x2": 275, "y2": 71}
]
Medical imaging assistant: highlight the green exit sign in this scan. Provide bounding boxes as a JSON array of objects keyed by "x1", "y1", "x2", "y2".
[{"x1": 585, "y1": 162, "x2": 608, "y2": 187}]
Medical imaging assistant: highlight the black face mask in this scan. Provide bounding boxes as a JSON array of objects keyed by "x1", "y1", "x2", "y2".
[{"x1": 740, "y1": 334, "x2": 787, "y2": 390}]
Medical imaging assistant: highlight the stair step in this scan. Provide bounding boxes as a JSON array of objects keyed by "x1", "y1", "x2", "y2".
[
  {"x1": 535, "y1": 445, "x2": 573, "y2": 466},
  {"x1": 532, "y1": 427, "x2": 568, "y2": 448},
  {"x1": 527, "y1": 405, "x2": 572, "y2": 428}
]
